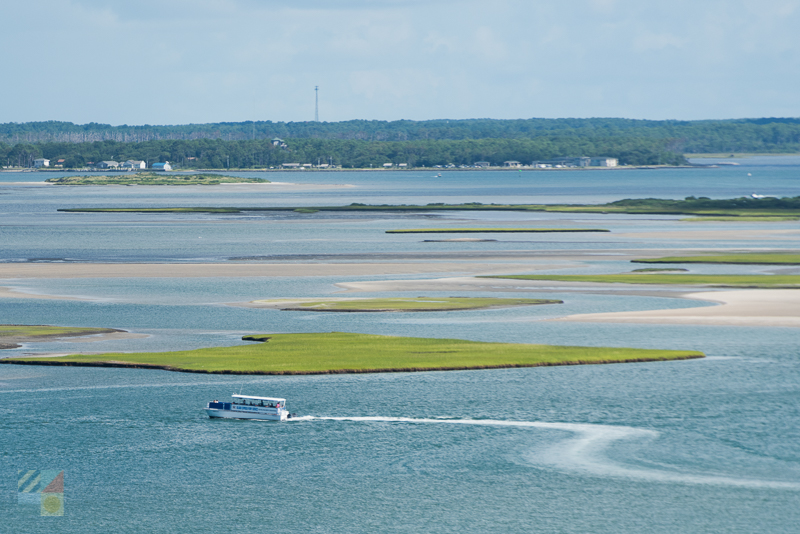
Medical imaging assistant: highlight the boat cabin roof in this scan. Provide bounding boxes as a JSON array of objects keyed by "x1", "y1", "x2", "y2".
[{"x1": 232, "y1": 394, "x2": 286, "y2": 402}]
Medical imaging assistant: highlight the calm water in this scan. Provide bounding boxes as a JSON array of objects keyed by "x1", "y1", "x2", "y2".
[{"x1": 2, "y1": 161, "x2": 800, "y2": 532}]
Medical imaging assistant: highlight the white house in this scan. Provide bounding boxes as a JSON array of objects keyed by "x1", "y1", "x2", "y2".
[
  {"x1": 382, "y1": 163, "x2": 393, "y2": 168},
  {"x1": 34, "y1": 158, "x2": 50, "y2": 168},
  {"x1": 96, "y1": 161, "x2": 119, "y2": 169},
  {"x1": 503, "y1": 161, "x2": 522, "y2": 168},
  {"x1": 151, "y1": 162, "x2": 172, "y2": 171},
  {"x1": 121, "y1": 160, "x2": 146, "y2": 170}
]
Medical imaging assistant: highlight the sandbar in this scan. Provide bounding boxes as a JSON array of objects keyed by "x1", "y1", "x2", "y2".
[
  {"x1": 335, "y1": 276, "x2": 688, "y2": 297},
  {"x1": 554, "y1": 289, "x2": 800, "y2": 327},
  {"x1": 0, "y1": 261, "x2": 537, "y2": 280},
  {"x1": 0, "y1": 287, "x2": 85, "y2": 300},
  {"x1": 1, "y1": 330, "x2": 148, "y2": 350},
  {"x1": 235, "y1": 297, "x2": 387, "y2": 309},
  {"x1": 57, "y1": 331, "x2": 149, "y2": 343}
]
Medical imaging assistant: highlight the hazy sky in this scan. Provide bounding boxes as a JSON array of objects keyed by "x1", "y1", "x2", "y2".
[{"x1": 4, "y1": 0, "x2": 800, "y2": 125}]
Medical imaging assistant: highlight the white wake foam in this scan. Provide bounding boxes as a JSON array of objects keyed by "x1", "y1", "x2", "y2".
[{"x1": 297, "y1": 416, "x2": 800, "y2": 490}]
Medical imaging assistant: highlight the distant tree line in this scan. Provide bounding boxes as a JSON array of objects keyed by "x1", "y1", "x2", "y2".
[
  {"x1": 2, "y1": 117, "x2": 800, "y2": 153},
  {"x1": 0, "y1": 136, "x2": 686, "y2": 169}
]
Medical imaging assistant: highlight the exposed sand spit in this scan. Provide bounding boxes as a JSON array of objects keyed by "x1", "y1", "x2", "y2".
[{"x1": 555, "y1": 289, "x2": 800, "y2": 327}]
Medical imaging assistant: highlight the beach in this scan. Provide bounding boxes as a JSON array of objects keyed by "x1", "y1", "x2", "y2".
[{"x1": 556, "y1": 288, "x2": 800, "y2": 327}]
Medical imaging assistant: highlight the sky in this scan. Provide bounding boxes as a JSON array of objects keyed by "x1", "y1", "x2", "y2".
[{"x1": 3, "y1": 0, "x2": 800, "y2": 125}]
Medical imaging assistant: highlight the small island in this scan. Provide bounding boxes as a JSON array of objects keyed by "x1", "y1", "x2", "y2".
[
  {"x1": 244, "y1": 296, "x2": 562, "y2": 312},
  {"x1": 58, "y1": 196, "x2": 800, "y2": 217},
  {"x1": 46, "y1": 173, "x2": 269, "y2": 186},
  {"x1": 0, "y1": 332, "x2": 704, "y2": 374}
]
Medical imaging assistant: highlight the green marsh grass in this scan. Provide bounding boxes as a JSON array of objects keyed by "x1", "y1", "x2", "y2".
[
  {"x1": 1, "y1": 332, "x2": 703, "y2": 374},
  {"x1": 59, "y1": 196, "x2": 800, "y2": 218},
  {"x1": 633, "y1": 254, "x2": 800, "y2": 265}
]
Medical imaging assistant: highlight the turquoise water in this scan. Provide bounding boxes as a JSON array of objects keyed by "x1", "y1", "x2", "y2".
[{"x1": 2, "y1": 163, "x2": 800, "y2": 532}]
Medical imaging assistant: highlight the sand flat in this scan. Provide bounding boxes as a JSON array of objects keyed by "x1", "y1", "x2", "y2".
[
  {"x1": 335, "y1": 275, "x2": 686, "y2": 296},
  {"x1": 0, "y1": 262, "x2": 533, "y2": 280},
  {"x1": 234, "y1": 297, "x2": 374, "y2": 309},
  {"x1": 0, "y1": 287, "x2": 85, "y2": 300},
  {"x1": 555, "y1": 289, "x2": 800, "y2": 327}
]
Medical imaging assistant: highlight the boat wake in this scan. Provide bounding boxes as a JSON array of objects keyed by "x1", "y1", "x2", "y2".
[{"x1": 296, "y1": 416, "x2": 800, "y2": 490}]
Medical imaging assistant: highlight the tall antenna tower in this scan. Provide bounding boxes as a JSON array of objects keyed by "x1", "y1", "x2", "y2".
[{"x1": 315, "y1": 86, "x2": 319, "y2": 122}]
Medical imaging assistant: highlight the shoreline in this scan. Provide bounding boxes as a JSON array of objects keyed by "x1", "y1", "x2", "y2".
[
  {"x1": 2, "y1": 164, "x2": 692, "y2": 174},
  {"x1": 0, "y1": 354, "x2": 704, "y2": 375}
]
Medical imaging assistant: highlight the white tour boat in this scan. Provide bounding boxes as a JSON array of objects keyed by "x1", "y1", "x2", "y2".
[{"x1": 206, "y1": 394, "x2": 293, "y2": 421}]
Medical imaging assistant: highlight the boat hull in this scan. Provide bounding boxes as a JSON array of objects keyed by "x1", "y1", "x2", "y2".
[{"x1": 206, "y1": 407, "x2": 288, "y2": 421}]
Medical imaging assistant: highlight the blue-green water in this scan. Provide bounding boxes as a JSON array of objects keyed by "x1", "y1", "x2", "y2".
[{"x1": 2, "y1": 163, "x2": 800, "y2": 532}]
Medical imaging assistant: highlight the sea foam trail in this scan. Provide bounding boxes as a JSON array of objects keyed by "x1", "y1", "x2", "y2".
[{"x1": 299, "y1": 416, "x2": 800, "y2": 490}]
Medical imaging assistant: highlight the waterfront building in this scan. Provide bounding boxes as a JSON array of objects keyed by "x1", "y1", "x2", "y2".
[
  {"x1": 590, "y1": 157, "x2": 618, "y2": 167},
  {"x1": 121, "y1": 160, "x2": 146, "y2": 170}
]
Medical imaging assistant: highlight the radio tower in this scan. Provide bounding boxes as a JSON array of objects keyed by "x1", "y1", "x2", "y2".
[{"x1": 315, "y1": 86, "x2": 319, "y2": 122}]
